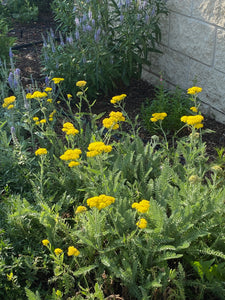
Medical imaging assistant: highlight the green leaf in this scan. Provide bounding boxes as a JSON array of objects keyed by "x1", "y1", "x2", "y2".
[
  {"x1": 100, "y1": 256, "x2": 111, "y2": 267},
  {"x1": 54, "y1": 266, "x2": 63, "y2": 276},
  {"x1": 25, "y1": 288, "x2": 41, "y2": 300},
  {"x1": 73, "y1": 264, "x2": 97, "y2": 277}
]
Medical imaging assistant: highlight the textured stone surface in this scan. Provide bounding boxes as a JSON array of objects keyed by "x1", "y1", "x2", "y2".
[
  {"x1": 188, "y1": 60, "x2": 225, "y2": 123},
  {"x1": 214, "y1": 29, "x2": 225, "y2": 73},
  {"x1": 166, "y1": 0, "x2": 192, "y2": 15},
  {"x1": 169, "y1": 13, "x2": 215, "y2": 65},
  {"x1": 159, "y1": 13, "x2": 170, "y2": 46},
  {"x1": 148, "y1": 46, "x2": 190, "y2": 89},
  {"x1": 192, "y1": 0, "x2": 225, "y2": 27}
]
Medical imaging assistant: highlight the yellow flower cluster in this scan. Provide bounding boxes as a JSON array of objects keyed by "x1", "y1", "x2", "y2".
[
  {"x1": 52, "y1": 77, "x2": 64, "y2": 84},
  {"x1": 67, "y1": 246, "x2": 80, "y2": 256},
  {"x1": 87, "y1": 141, "x2": 112, "y2": 157},
  {"x1": 54, "y1": 248, "x2": 63, "y2": 255},
  {"x1": 62, "y1": 122, "x2": 79, "y2": 136},
  {"x1": 136, "y1": 218, "x2": 147, "y2": 229},
  {"x1": 45, "y1": 87, "x2": 52, "y2": 92},
  {"x1": 76, "y1": 80, "x2": 87, "y2": 88},
  {"x1": 102, "y1": 111, "x2": 125, "y2": 130},
  {"x1": 42, "y1": 239, "x2": 50, "y2": 246},
  {"x1": 110, "y1": 94, "x2": 127, "y2": 104},
  {"x1": 181, "y1": 115, "x2": 204, "y2": 129},
  {"x1": 75, "y1": 206, "x2": 87, "y2": 214},
  {"x1": 187, "y1": 86, "x2": 202, "y2": 95},
  {"x1": 60, "y1": 149, "x2": 81, "y2": 167},
  {"x1": 190, "y1": 106, "x2": 198, "y2": 113},
  {"x1": 132, "y1": 200, "x2": 150, "y2": 213},
  {"x1": 2, "y1": 96, "x2": 16, "y2": 109},
  {"x1": 26, "y1": 91, "x2": 48, "y2": 99},
  {"x1": 49, "y1": 109, "x2": 56, "y2": 121},
  {"x1": 150, "y1": 112, "x2": 167, "y2": 122},
  {"x1": 35, "y1": 148, "x2": 48, "y2": 156},
  {"x1": 87, "y1": 194, "x2": 115, "y2": 210}
]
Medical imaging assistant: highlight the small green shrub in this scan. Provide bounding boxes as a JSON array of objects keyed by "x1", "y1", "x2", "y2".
[
  {"x1": 0, "y1": 0, "x2": 38, "y2": 24},
  {"x1": 141, "y1": 79, "x2": 193, "y2": 134}
]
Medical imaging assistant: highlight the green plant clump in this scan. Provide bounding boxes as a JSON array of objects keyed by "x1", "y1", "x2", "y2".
[
  {"x1": 0, "y1": 19, "x2": 16, "y2": 62},
  {"x1": 41, "y1": 0, "x2": 168, "y2": 98},
  {"x1": 0, "y1": 0, "x2": 39, "y2": 24},
  {"x1": 141, "y1": 78, "x2": 194, "y2": 134},
  {"x1": 1, "y1": 59, "x2": 225, "y2": 299}
]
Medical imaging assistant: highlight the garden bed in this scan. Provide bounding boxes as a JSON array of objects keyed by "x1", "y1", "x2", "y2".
[{"x1": 9, "y1": 14, "x2": 225, "y2": 162}]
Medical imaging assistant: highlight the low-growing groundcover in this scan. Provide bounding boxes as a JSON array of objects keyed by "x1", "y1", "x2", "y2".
[{"x1": 1, "y1": 76, "x2": 225, "y2": 300}]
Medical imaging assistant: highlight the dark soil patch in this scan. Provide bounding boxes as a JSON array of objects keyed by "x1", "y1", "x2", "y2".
[{"x1": 8, "y1": 13, "x2": 225, "y2": 162}]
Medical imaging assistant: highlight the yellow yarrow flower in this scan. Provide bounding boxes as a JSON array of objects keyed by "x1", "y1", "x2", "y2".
[
  {"x1": 45, "y1": 87, "x2": 52, "y2": 92},
  {"x1": 75, "y1": 206, "x2": 87, "y2": 214},
  {"x1": 52, "y1": 77, "x2": 64, "y2": 84},
  {"x1": 102, "y1": 118, "x2": 119, "y2": 130},
  {"x1": 67, "y1": 94, "x2": 72, "y2": 99},
  {"x1": 190, "y1": 106, "x2": 198, "y2": 113},
  {"x1": 68, "y1": 161, "x2": 80, "y2": 167},
  {"x1": 132, "y1": 200, "x2": 150, "y2": 213},
  {"x1": 2, "y1": 96, "x2": 16, "y2": 108},
  {"x1": 42, "y1": 239, "x2": 50, "y2": 246},
  {"x1": 62, "y1": 122, "x2": 79, "y2": 136},
  {"x1": 60, "y1": 149, "x2": 82, "y2": 161},
  {"x1": 187, "y1": 86, "x2": 202, "y2": 95},
  {"x1": 67, "y1": 246, "x2": 80, "y2": 257},
  {"x1": 31, "y1": 91, "x2": 48, "y2": 98},
  {"x1": 87, "y1": 141, "x2": 112, "y2": 157},
  {"x1": 33, "y1": 117, "x2": 39, "y2": 121},
  {"x1": 7, "y1": 104, "x2": 14, "y2": 109},
  {"x1": 87, "y1": 194, "x2": 115, "y2": 210},
  {"x1": 76, "y1": 80, "x2": 87, "y2": 88},
  {"x1": 150, "y1": 112, "x2": 167, "y2": 122},
  {"x1": 110, "y1": 94, "x2": 127, "y2": 104},
  {"x1": 40, "y1": 119, "x2": 47, "y2": 124},
  {"x1": 136, "y1": 218, "x2": 147, "y2": 229},
  {"x1": 35, "y1": 148, "x2": 48, "y2": 156},
  {"x1": 47, "y1": 98, "x2": 53, "y2": 103},
  {"x1": 54, "y1": 248, "x2": 63, "y2": 255},
  {"x1": 181, "y1": 115, "x2": 204, "y2": 126}
]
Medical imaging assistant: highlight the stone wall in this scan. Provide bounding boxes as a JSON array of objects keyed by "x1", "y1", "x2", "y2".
[{"x1": 142, "y1": 0, "x2": 225, "y2": 123}]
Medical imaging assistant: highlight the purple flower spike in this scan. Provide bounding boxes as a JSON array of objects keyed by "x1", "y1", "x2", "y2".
[
  {"x1": 9, "y1": 48, "x2": 13, "y2": 58},
  {"x1": 75, "y1": 17, "x2": 80, "y2": 26},
  {"x1": 76, "y1": 30, "x2": 80, "y2": 40},
  {"x1": 94, "y1": 28, "x2": 101, "y2": 42},
  {"x1": 8, "y1": 72, "x2": 14, "y2": 89},
  {"x1": 45, "y1": 76, "x2": 50, "y2": 86}
]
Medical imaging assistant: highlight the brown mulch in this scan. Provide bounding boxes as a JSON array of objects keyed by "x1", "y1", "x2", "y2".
[{"x1": 8, "y1": 12, "x2": 225, "y2": 162}]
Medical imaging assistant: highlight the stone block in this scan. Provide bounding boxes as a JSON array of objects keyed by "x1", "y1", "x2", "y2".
[
  {"x1": 169, "y1": 13, "x2": 215, "y2": 65},
  {"x1": 148, "y1": 46, "x2": 190, "y2": 89},
  {"x1": 166, "y1": 0, "x2": 192, "y2": 15},
  {"x1": 192, "y1": 0, "x2": 225, "y2": 28},
  {"x1": 215, "y1": 29, "x2": 225, "y2": 73}
]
